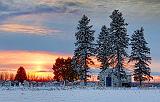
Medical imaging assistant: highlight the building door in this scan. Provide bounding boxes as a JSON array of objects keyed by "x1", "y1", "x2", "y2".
[{"x1": 105, "y1": 77, "x2": 111, "y2": 87}]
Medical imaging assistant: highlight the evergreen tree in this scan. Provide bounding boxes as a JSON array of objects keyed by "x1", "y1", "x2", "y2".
[
  {"x1": 15, "y1": 66, "x2": 27, "y2": 84},
  {"x1": 73, "y1": 15, "x2": 95, "y2": 85},
  {"x1": 109, "y1": 10, "x2": 129, "y2": 87},
  {"x1": 129, "y1": 27, "x2": 152, "y2": 86},
  {"x1": 96, "y1": 25, "x2": 113, "y2": 70}
]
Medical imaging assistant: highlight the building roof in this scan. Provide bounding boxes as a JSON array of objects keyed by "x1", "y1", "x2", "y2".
[{"x1": 99, "y1": 68, "x2": 132, "y2": 76}]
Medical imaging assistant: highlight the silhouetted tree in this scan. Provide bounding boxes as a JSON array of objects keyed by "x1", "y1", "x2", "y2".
[
  {"x1": 96, "y1": 25, "x2": 113, "y2": 71},
  {"x1": 15, "y1": 66, "x2": 27, "y2": 84},
  {"x1": 109, "y1": 10, "x2": 129, "y2": 87},
  {"x1": 52, "y1": 57, "x2": 77, "y2": 82},
  {"x1": 73, "y1": 15, "x2": 95, "y2": 85},
  {"x1": 129, "y1": 27, "x2": 152, "y2": 86}
]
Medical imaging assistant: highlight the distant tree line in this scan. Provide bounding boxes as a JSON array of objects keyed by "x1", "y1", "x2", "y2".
[
  {"x1": 0, "y1": 72, "x2": 15, "y2": 81},
  {"x1": 52, "y1": 9, "x2": 152, "y2": 87},
  {"x1": 0, "y1": 66, "x2": 53, "y2": 84}
]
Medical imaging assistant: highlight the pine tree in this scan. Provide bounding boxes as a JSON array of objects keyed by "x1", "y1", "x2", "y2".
[
  {"x1": 96, "y1": 25, "x2": 113, "y2": 70},
  {"x1": 73, "y1": 15, "x2": 95, "y2": 85},
  {"x1": 109, "y1": 10, "x2": 129, "y2": 87},
  {"x1": 15, "y1": 66, "x2": 27, "y2": 84},
  {"x1": 129, "y1": 27, "x2": 152, "y2": 86}
]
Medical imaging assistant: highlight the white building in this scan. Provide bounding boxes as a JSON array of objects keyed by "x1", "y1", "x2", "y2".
[{"x1": 98, "y1": 68, "x2": 132, "y2": 87}]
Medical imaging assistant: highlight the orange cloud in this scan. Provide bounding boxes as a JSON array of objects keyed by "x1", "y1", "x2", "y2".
[
  {"x1": 0, "y1": 50, "x2": 71, "y2": 78},
  {"x1": 0, "y1": 50, "x2": 159, "y2": 81},
  {"x1": 0, "y1": 23, "x2": 60, "y2": 36}
]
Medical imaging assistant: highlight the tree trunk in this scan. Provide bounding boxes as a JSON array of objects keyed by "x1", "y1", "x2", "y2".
[
  {"x1": 139, "y1": 78, "x2": 142, "y2": 87},
  {"x1": 117, "y1": 48, "x2": 122, "y2": 87},
  {"x1": 84, "y1": 54, "x2": 87, "y2": 86},
  {"x1": 83, "y1": 47, "x2": 88, "y2": 86}
]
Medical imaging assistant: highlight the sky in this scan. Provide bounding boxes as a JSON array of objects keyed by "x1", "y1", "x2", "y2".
[{"x1": 0, "y1": 0, "x2": 159, "y2": 79}]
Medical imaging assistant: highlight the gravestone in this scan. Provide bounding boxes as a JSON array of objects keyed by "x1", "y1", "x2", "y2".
[{"x1": 23, "y1": 80, "x2": 29, "y2": 87}]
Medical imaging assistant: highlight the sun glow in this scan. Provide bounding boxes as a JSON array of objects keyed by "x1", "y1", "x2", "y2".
[
  {"x1": 0, "y1": 50, "x2": 71, "y2": 81},
  {"x1": 34, "y1": 66, "x2": 43, "y2": 71},
  {"x1": 0, "y1": 50, "x2": 160, "y2": 82}
]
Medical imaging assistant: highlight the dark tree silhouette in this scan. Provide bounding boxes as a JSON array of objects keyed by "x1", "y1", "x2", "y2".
[
  {"x1": 15, "y1": 66, "x2": 27, "y2": 84},
  {"x1": 73, "y1": 15, "x2": 95, "y2": 85},
  {"x1": 52, "y1": 57, "x2": 77, "y2": 82},
  {"x1": 129, "y1": 27, "x2": 152, "y2": 86},
  {"x1": 96, "y1": 25, "x2": 113, "y2": 71},
  {"x1": 109, "y1": 10, "x2": 129, "y2": 87}
]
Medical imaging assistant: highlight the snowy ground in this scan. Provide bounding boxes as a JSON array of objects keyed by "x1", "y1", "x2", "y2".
[{"x1": 0, "y1": 87, "x2": 160, "y2": 102}]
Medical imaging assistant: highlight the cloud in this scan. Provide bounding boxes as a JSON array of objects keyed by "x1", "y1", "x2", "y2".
[
  {"x1": 151, "y1": 72, "x2": 160, "y2": 76},
  {"x1": 0, "y1": 0, "x2": 159, "y2": 18},
  {"x1": 36, "y1": 70, "x2": 52, "y2": 73},
  {"x1": 150, "y1": 60, "x2": 160, "y2": 72},
  {"x1": 0, "y1": 50, "x2": 71, "y2": 74},
  {"x1": 135, "y1": 0, "x2": 160, "y2": 4},
  {"x1": 63, "y1": 2, "x2": 81, "y2": 7},
  {"x1": 0, "y1": 23, "x2": 61, "y2": 36},
  {"x1": 0, "y1": 0, "x2": 81, "y2": 20}
]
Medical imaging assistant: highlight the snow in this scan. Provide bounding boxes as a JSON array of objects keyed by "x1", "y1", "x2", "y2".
[{"x1": 0, "y1": 87, "x2": 160, "y2": 102}]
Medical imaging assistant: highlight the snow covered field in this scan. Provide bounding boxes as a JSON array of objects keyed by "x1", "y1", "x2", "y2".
[{"x1": 0, "y1": 87, "x2": 160, "y2": 102}]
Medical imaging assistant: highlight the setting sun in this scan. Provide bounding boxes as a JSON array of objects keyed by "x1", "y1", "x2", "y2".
[{"x1": 0, "y1": 50, "x2": 71, "y2": 80}]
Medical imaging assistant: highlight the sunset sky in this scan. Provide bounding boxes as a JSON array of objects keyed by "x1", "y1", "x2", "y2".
[{"x1": 0, "y1": 0, "x2": 160, "y2": 80}]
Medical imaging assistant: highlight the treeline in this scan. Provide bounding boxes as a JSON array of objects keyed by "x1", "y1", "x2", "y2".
[
  {"x1": 52, "y1": 9, "x2": 152, "y2": 87},
  {"x1": 27, "y1": 73, "x2": 53, "y2": 82},
  {"x1": 0, "y1": 72, "x2": 15, "y2": 81},
  {"x1": 0, "y1": 67, "x2": 53, "y2": 83}
]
